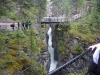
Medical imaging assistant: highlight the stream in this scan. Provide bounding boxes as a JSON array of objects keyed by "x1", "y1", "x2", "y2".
[{"x1": 47, "y1": 27, "x2": 58, "y2": 72}]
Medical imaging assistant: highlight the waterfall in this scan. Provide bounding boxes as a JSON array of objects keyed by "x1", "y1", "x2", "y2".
[{"x1": 47, "y1": 27, "x2": 58, "y2": 72}]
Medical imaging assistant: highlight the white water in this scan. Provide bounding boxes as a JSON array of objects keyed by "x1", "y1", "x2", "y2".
[{"x1": 47, "y1": 27, "x2": 58, "y2": 72}]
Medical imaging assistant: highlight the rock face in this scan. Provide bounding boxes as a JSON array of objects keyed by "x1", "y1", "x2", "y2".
[
  {"x1": 40, "y1": 48, "x2": 50, "y2": 73},
  {"x1": 45, "y1": 23, "x2": 92, "y2": 74},
  {"x1": 40, "y1": 23, "x2": 99, "y2": 74}
]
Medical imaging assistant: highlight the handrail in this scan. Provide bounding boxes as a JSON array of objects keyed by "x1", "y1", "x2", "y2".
[{"x1": 46, "y1": 48, "x2": 92, "y2": 75}]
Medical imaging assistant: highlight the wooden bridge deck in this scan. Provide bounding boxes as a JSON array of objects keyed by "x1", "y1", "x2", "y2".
[
  {"x1": 41, "y1": 22, "x2": 67, "y2": 24},
  {"x1": 41, "y1": 17, "x2": 67, "y2": 24}
]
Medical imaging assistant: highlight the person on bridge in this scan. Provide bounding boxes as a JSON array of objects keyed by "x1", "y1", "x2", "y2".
[
  {"x1": 18, "y1": 22, "x2": 20, "y2": 30},
  {"x1": 88, "y1": 43, "x2": 100, "y2": 75},
  {"x1": 28, "y1": 21, "x2": 31, "y2": 29},
  {"x1": 21, "y1": 22, "x2": 25, "y2": 30},
  {"x1": 10, "y1": 22, "x2": 15, "y2": 31},
  {"x1": 25, "y1": 21, "x2": 29, "y2": 29},
  {"x1": 48, "y1": 16, "x2": 51, "y2": 22},
  {"x1": 48, "y1": 16, "x2": 51, "y2": 26}
]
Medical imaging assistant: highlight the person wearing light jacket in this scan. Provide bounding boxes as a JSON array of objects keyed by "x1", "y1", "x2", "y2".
[{"x1": 88, "y1": 43, "x2": 100, "y2": 75}]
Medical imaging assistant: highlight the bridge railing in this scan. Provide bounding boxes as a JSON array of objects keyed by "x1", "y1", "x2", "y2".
[
  {"x1": 0, "y1": 23, "x2": 19, "y2": 32},
  {"x1": 46, "y1": 49, "x2": 93, "y2": 75},
  {"x1": 41, "y1": 17, "x2": 67, "y2": 22}
]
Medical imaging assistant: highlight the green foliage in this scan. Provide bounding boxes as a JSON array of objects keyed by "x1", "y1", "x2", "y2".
[
  {"x1": 0, "y1": 59, "x2": 8, "y2": 70},
  {"x1": 69, "y1": 21, "x2": 97, "y2": 44},
  {"x1": 0, "y1": 27, "x2": 46, "y2": 74},
  {"x1": 0, "y1": 34, "x2": 9, "y2": 51},
  {"x1": 6, "y1": 30, "x2": 26, "y2": 39},
  {"x1": 86, "y1": 0, "x2": 100, "y2": 24},
  {"x1": 78, "y1": 24, "x2": 90, "y2": 34},
  {"x1": 24, "y1": 29, "x2": 39, "y2": 36},
  {"x1": 51, "y1": 0, "x2": 86, "y2": 18},
  {"x1": 58, "y1": 23, "x2": 70, "y2": 31},
  {"x1": 36, "y1": 0, "x2": 47, "y2": 17},
  {"x1": 0, "y1": 0, "x2": 46, "y2": 74},
  {"x1": 0, "y1": 0, "x2": 47, "y2": 22},
  {"x1": 65, "y1": 0, "x2": 71, "y2": 17},
  {"x1": 3, "y1": 55, "x2": 15, "y2": 65},
  {"x1": 58, "y1": 41, "x2": 68, "y2": 56},
  {"x1": 7, "y1": 12, "x2": 17, "y2": 20},
  {"x1": 68, "y1": 0, "x2": 100, "y2": 44},
  {"x1": 0, "y1": 0, "x2": 15, "y2": 17},
  {"x1": 68, "y1": 73, "x2": 83, "y2": 75},
  {"x1": 71, "y1": 44, "x2": 84, "y2": 54},
  {"x1": 8, "y1": 49, "x2": 17, "y2": 57},
  {"x1": 17, "y1": 30, "x2": 26, "y2": 38}
]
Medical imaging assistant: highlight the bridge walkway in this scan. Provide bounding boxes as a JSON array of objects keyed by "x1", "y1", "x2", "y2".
[{"x1": 41, "y1": 17, "x2": 67, "y2": 24}]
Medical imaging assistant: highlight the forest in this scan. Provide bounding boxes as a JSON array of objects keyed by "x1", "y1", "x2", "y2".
[{"x1": 0, "y1": 0, "x2": 100, "y2": 75}]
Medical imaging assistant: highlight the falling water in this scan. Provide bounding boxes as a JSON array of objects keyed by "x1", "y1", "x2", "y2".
[{"x1": 47, "y1": 27, "x2": 58, "y2": 72}]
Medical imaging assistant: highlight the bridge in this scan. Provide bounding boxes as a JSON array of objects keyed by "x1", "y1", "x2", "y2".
[
  {"x1": 41, "y1": 17, "x2": 67, "y2": 24},
  {"x1": 41, "y1": 13, "x2": 81, "y2": 24}
]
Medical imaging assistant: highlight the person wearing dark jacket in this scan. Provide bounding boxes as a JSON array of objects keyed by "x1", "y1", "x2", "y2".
[
  {"x1": 25, "y1": 21, "x2": 28, "y2": 29},
  {"x1": 28, "y1": 21, "x2": 31, "y2": 28},
  {"x1": 18, "y1": 22, "x2": 20, "y2": 29},
  {"x1": 88, "y1": 43, "x2": 100, "y2": 75},
  {"x1": 11, "y1": 22, "x2": 15, "y2": 31},
  {"x1": 22, "y1": 22, "x2": 25, "y2": 30}
]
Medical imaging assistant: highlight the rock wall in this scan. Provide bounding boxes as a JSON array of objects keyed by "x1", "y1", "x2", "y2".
[
  {"x1": 40, "y1": 23, "x2": 99, "y2": 74},
  {"x1": 50, "y1": 23, "x2": 91, "y2": 74}
]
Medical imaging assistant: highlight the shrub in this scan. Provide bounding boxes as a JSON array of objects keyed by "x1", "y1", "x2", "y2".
[{"x1": 7, "y1": 49, "x2": 17, "y2": 56}]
